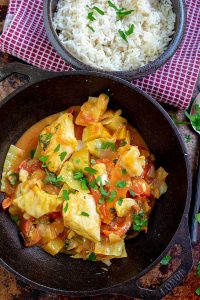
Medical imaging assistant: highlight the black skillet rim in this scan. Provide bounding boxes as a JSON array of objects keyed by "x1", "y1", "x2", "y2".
[{"x1": 0, "y1": 70, "x2": 192, "y2": 296}]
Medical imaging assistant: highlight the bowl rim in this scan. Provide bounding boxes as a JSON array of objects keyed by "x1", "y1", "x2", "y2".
[{"x1": 43, "y1": 0, "x2": 187, "y2": 79}]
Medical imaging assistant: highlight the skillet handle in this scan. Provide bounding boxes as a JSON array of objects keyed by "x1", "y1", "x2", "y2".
[
  {"x1": 0, "y1": 62, "x2": 56, "y2": 84},
  {"x1": 108, "y1": 216, "x2": 193, "y2": 299}
]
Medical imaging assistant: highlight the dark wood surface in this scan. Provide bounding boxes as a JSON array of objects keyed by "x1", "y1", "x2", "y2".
[{"x1": 0, "y1": 2, "x2": 200, "y2": 299}]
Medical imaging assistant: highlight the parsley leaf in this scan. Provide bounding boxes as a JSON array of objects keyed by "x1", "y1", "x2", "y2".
[
  {"x1": 117, "y1": 9, "x2": 134, "y2": 20},
  {"x1": 91, "y1": 159, "x2": 96, "y2": 165},
  {"x1": 84, "y1": 167, "x2": 98, "y2": 175},
  {"x1": 197, "y1": 260, "x2": 200, "y2": 277},
  {"x1": 44, "y1": 169, "x2": 64, "y2": 187},
  {"x1": 88, "y1": 252, "x2": 96, "y2": 261},
  {"x1": 133, "y1": 213, "x2": 148, "y2": 231},
  {"x1": 87, "y1": 24, "x2": 95, "y2": 32},
  {"x1": 59, "y1": 151, "x2": 67, "y2": 162},
  {"x1": 160, "y1": 255, "x2": 172, "y2": 266},
  {"x1": 30, "y1": 149, "x2": 36, "y2": 159},
  {"x1": 118, "y1": 30, "x2": 127, "y2": 42},
  {"x1": 115, "y1": 180, "x2": 126, "y2": 188},
  {"x1": 120, "y1": 140, "x2": 127, "y2": 147},
  {"x1": 11, "y1": 215, "x2": 19, "y2": 222},
  {"x1": 64, "y1": 202, "x2": 68, "y2": 213},
  {"x1": 39, "y1": 155, "x2": 49, "y2": 163},
  {"x1": 129, "y1": 189, "x2": 136, "y2": 197},
  {"x1": 195, "y1": 287, "x2": 200, "y2": 296},
  {"x1": 8, "y1": 172, "x2": 19, "y2": 185},
  {"x1": 93, "y1": 6, "x2": 104, "y2": 15},
  {"x1": 63, "y1": 190, "x2": 69, "y2": 201},
  {"x1": 98, "y1": 197, "x2": 104, "y2": 204},
  {"x1": 80, "y1": 212, "x2": 90, "y2": 217},
  {"x1": 195, "y1": 213, "x2": 200, "y2": 223},
  {"x1": 81, "y1": 178, "x2": 89, "y2": 190},
  {"x1": 122, "y1": 168, "x2": 127, "y2": 174},
  {"x1": 89, "y1": 179, "x2": 98, "y2": 190},
  {"x1": 73, "y1": 170, "x2": 84, "y2": 180},
  {"x1": 54, "y1": 144, "x2": 60, "y2": 153},
  {"x1": 87, "y1": 11, "x2": 96, "y2": 21},
  {"x1": 106, "y1": 190, "x2": 117, "y2": 202},
  {"x1": 108, "y1": 0, "x2": 118, "y2": 10},
  {"x1": 125, "y1": 24, "x2": 134, "y2": 36},
  {"x1": 39, "y1": 133, "x2": 53, "y2": 150},
  {"x1": 185, "y1": 104, "x2": 200, "y2": 132},
  {"x1": 100, "y1": 181, "x2": 109, "y2": 196},
  {"x1": 101, "y1": 141, "x2": 116, "y2": 151},
  {"x1": 118, "y1": 197, "x2": 123, "y2": 206}
]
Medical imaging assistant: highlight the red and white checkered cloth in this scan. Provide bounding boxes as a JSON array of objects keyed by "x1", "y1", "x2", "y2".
[{"x1": 0, "y1": 0, "x2": 199, "y2": 109}]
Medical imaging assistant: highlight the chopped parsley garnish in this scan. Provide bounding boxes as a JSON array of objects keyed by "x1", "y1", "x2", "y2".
[
  {"x1": 87, "y1": 24, "x2": 95, "y2": 32},
  {"x1": 115, "y1": 180, "x2": 126, "y2": 188},
  {"x1": 54, "y1": 144, "x2": 60, "y2": 153},
  {"x1": 120, "y1": 140, "x2": 127, "y2": 147},
  {"x1": 87, "y1": 11, "x2": 96, "y2": 21},
  {"x1": 11, "y1": 215, "x2": 19, "y2": 222},
  {"x1": 39, "y1": 155, "x2": 49, "y2": 163},
  {"x1": 59, "y1": 151, "x2": 67, "y2": 162},
  {"x1": 39, "y1": 133, "x2": 53, "y2": 150},
  {"x1": 129, "y1": 190, "x2": 136, "y2": 197},
  {"x1": 195, "y1": 213, "x2": 200, "y2": 223},
  {"x1": 125, "y1": 24, "x2": 134, "y2": 36},
  {"x1": 8, "y1": 172, "x2": 19, "y2": 185},
  {"x1": 89, "y1": 179, "x2": 98, "y2": 190},
  {"x1": 93, "y1": 6, "x2": 104, "y2": 15},
  {"x1": 81, "y1": 178, "x2": 89, "y2": 190},
  {"x1": 195, "y1": 287, "x2": 200, "y2": 296},
  {"x1": 185, "y1": 104, "x2": 200, "y2": 132},
  {"x1": 100, "y1": 181, "x2": 109, "y2": 196},
  {"x1": 73, "y1": 170, "x2": 84, "y2": 180},
  {"x1": 117, "y1": 9, "x2": 134, "y2": 20},
  {"x1": 108, "y1": 1, "x2": 118, "y2": 10},
  {"x1": 117, "y1": 197, "x2": 123, "y2": 206},
  {"x1": 84, "y1": 167, "x2": 98, "y2": 175},
  {"x1": 80, "y1": 212, "x2": 90, "y2": 217},
  {"x1": 118, "y1": 24, "x2": 134, "y2": 43},
  {"x1": 98, "y1": 197, "x2": 104, "y2": 204},
  {"x1": 63, "y1": 190, "x2": 69, "y2": 201},
  {"x1": 160, "y1": 255, "x2": 172, "y2": 266},
  {"x1": 44, "y1": 169, "x2": 64, "y2": 187},
  {"x1": 101, "y1": 141, "x2": 116, "y2": 151},
  {"x1": 88, "y1": 252, "x2": 96, "y2": 261},
  {"x1": 184, "y1": 134, "x2": 192, "y2": 143},
  {"x1": 30, "y1": 149, "x2": 36, "y2": 159},
  {"x1": 118, "y1": 30, "x2": 127, "y2": 42},
  {"x1": 64, "y1": 202, "x2": 68, "y2": 213},
  {"x1": 122, "y1": 168, "x2": 127, "y2": 174},
  {"x1": 106, "y1": 190, "x2": 117, "y2": 202},
  {"x1": 91, "y1": 159, "x2": 96, "y2": 165},
  {"x1": 133, "y1": 213, "x2": 148, "y2": 231},
  {"x1": 75, "y1": 159, "x2": 81, "y2": 164},
  {"x1": 197, "y1": 261, "x2": 200, "y2": 277}
]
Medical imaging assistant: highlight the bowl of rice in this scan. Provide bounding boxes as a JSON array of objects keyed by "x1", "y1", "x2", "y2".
[{"x1": 44, "y1": 0, "x2": 186, "y2": 79}]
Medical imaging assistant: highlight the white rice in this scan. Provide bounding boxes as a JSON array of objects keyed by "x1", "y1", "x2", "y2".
[{"x1": 53, "y1": 0, "x2": 176, "y2": 71}]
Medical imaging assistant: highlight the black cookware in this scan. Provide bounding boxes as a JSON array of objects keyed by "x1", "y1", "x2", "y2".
[
  {"x1": 43, "y1": 0, "x2": 186, "y2": 79},
  {"x1": 0, "y1": 63, "x2": 192, "y2": 299}
]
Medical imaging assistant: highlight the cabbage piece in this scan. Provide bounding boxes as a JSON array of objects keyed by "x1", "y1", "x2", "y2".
[
  {"x1": 86, "y1": 138, "x2": 116, "y2": 158},
  {"x1": 95, "y1": 237, "x2": 127, "y2": 257},
  {"x1": 115, "y1": 198, "x2": 140, "y2": 217},
  {"x1": 119, "y1": 146, "x2": 145, "y2": 177},
  {"x1": 151, "y1": 167, "x2": 168, "y2": 198},
  {"x1": 62, "y1": 191, "x2": 100, "y2": 242},
  {"x1": 75, "y1": 94, "x2": 109, "y2": 126},
  {"x1": 1, "y1": 145, "x2": 25, "y2": 193},
  {"x1": 93, "y1": 163, "x2": 108, "y2": 186},
  {"x1": 104, "y1": 115, "x2": 127, "y2": 133},
  {"x1": 82, "y1": 123, "x2": 111, "y2": 143},
  {"x1": 69, "y1": 147, "x2": 89, "y2": 172},
  {"x1": 13, "y1": 185, "x2": 62, "y2": 218},
  {"x1": 39, "y1": 113, "x2": 77, "y2": 173},
  {"x1": 42, "y1": 238, "x2": 65, "y2": 256},
  {"x1": 58, "y1": 161, "x2": 89, "y2": 193}
]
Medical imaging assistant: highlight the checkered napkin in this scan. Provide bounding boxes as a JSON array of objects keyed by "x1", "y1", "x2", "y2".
[{"x1": 0, "y1": 0, "x2": 199, "y2": 109}]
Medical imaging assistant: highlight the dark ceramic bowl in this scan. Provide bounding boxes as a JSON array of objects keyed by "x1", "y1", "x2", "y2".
[
  {"x1": 0, "y1": 63, "x2": 192, "y2": 299},
  {"x1": 43, "y1": 0, "x2": 186, "y2": 79}
]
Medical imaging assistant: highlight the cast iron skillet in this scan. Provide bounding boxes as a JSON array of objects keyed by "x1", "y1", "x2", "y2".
[
  {"x1": 0, "y1": 63, "x2": 192, "y2": 299},
  {"x1": 43, "y1": 0, "x2": 186, "y2": 79}
]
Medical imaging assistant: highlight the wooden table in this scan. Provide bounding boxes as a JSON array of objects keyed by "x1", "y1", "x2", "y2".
[{"x1": 0, "y1": 2, "x2": 200, "y2": 299}]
